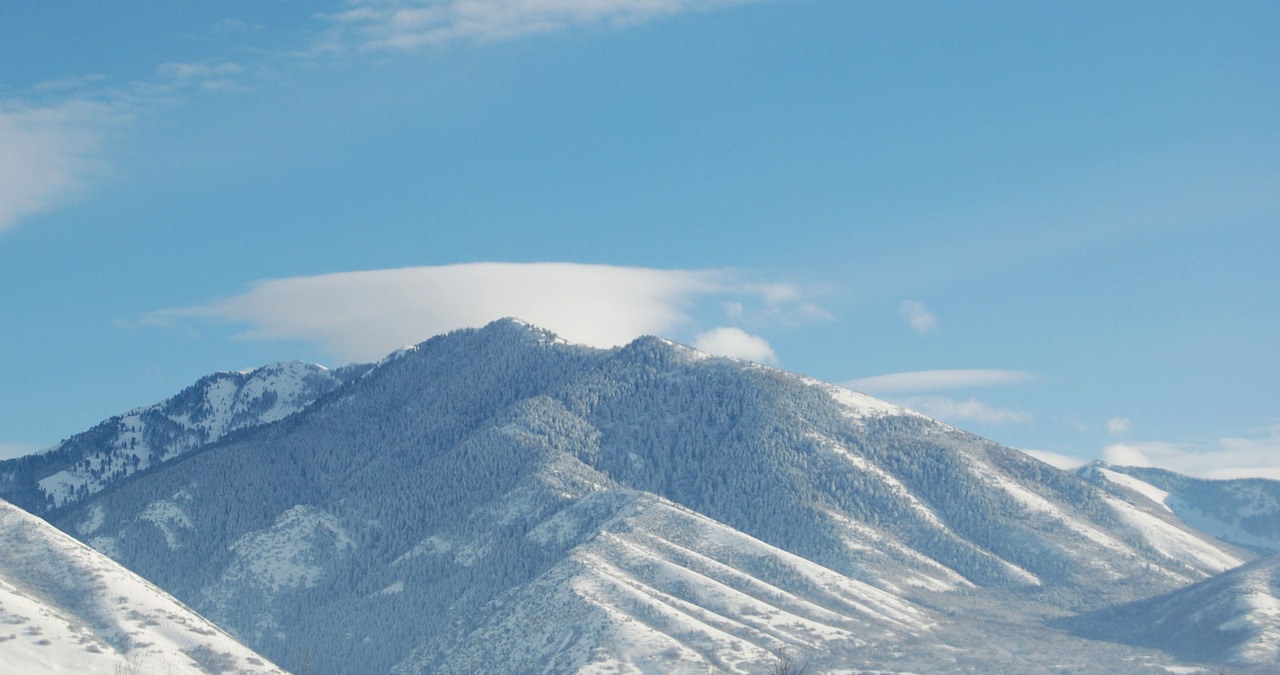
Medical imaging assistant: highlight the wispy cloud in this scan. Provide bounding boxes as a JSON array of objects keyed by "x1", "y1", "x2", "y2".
[
  {"x1": 898, "y1": 299, "x2": 937, "y2": 335},
  {"x1": 33, "y1": 74, "x2": 110, "y2": 93},
  {"x1": 1103, "y1": 428, "x2": 1280, "y2": 480},
  {"x1": 843, "y1": 369, "x2": 1035, "y2": 427},
  {"x1": 898, "y1": 395, "x2": 1030, "y2": 426},
  {"x1": 158, "y1": 61, "x2": 247, "y2": 91},
  {"x1": 0, "y1": 1, "x2": 764, "y2": 235},
  {"x1": 322, "y1": 0, "x2": 761, "y2": 50},
  {"x1": 146, "y1": 263, "x2": 822, "y2": 362},
  {"x1": 0, "y1": 99, "x2": 122, "y2": 234},
  {"x1": 1, "y1": 54, "x2": 250, "y2": 237},
  {"x1": 1106, "y1": 417, "x2": 1132, "y2": 436},
  {"x1": 721, "y1": 282, "x2": 834, "y2": 327},
  {"x1": 158, "y1": 61, "x2": 245, "y2": 80},
  {"x1": 693, "y1": 326, "x2": 777, "y2": 364},
  {"x1": 844, "y1": 369, "x2": 1036, "y2": 395}
]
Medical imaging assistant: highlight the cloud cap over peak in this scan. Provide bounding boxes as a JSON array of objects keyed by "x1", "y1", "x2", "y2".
[{"x1": 149, "y1": 262, "x2": 818, "y2": 363}]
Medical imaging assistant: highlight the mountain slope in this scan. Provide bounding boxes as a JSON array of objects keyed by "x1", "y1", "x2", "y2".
[
  {"x1": 1065, "y1": 553, "x2": 1280, "y2": 666},
  {"x1": 0, "y1": 361, "x2": 362, "y2": 514},
  {"x1": 398, "y1": 490, "x2": 936, "y2": 673},
  {"x1": 32, "y1": 320, "x2": 1262, "y2": 673},
  {"x1": 1079, "y1": 462, "x2": 1280, "y2": 554},
  {"x1": 0, "y1": 498, "x2": 287, "y2": 674}
]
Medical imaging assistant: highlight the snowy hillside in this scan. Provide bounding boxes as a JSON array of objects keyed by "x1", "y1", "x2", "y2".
[
  {"x1": 401, "y1": 490, "x2": 935, "y2": 673},
  {"x1": 24, "y1": 320, "x2": 1275, "y2": 673},
  {"x1": 1066, "y1": 553, "x2": 1280, "y2": 666},
  {"x1": 0, "y1": 361, "x2": 362, "y2": 513},
  {"x1": 0, "y1": 498, "x2": 287, "y2": 674},
  {"x1": 1080, "y1": 462, "x2": 1280, "y2": 554}
]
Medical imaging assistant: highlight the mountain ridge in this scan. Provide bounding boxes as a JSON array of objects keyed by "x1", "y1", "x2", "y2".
[
  {"x1": 0, "y1": 359, "x2": 369, "y2": 515},
  {"x1": 5, "y1": 319, "x2": 1276, "y2": 672}
]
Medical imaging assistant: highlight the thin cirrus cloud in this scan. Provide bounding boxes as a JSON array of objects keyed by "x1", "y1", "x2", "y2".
[
  {"x1": 844, "y1": 369, "x2": 1037, "y2": 394},
  {"x1": 0, "y1": 100, "x2": 119, "y2": 234},
  {"x1": 157, "y1": 61, "x2": 247, "y2": 92},
  {"x1": 0, "y1": 61, "x2": 242, "y2": 236},
  {"x1": 323, "y1": 0, "x2": 762, "y2": 49},
  {"x1": 896, "y1": 395, "x2": 1030, "y2": 426},
  {"x1": 843, "y1": 369, "x2": 1037, "y2": 427},
  {"x1": 147, "y1": 263, "x2": 819, "y2": 363},
  {"x1": 0, "y1": 1, "x2": 765, "y2": 233}
]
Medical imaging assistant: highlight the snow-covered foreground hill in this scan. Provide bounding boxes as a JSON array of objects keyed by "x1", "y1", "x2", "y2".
[
  {"x1": 1066, "y1": 553, "x2": 1280, "y2": 666},
  {"x1": 3, "y1": 319, "x2": 1277, "y2": 673},
  {"x1": 0, "y1": 498, "x2": 287, "y2": 674}
]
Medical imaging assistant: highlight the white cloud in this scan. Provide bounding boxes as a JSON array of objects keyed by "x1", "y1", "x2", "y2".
[
  {"x1": 844, "y1": 369, "x2": 1036, "y2": 394},
  {"x1": 0, "y1": 441, "x2": 43, "y2": 460},
  {"x1": 0, "y1": 100, "x2": 118, "y2": 233},
  {"x1": 0, "y1": 1, "x2": 763, "y2": 233},
  {"x1": 149, "y1": 262, "x2": 821, "y2": 362},
  {"x1": 158, "y1": 61, "x2": 245, "y2": 80},
  {"x1": 214, "y1": 18, "x2": 265, "y2": 35},
  {"x1": 898, "y1": 299, "x2": 937, "y2": 335},
  {"x1": 1102, "y1": 442, "x2": 1157, "y2": 468},
  {"x1": 324, "y1": 0, "x2": 761, "y2": 50},
  {"x1": 692, "y1": 327, "x2": 777, "y2": 364},
  {"x1": 157, "y1": 61, "x2": 248, "y2": 92},
  {"x1": 842, "y1": 368, "x2": 1035, "y2": 427},
  {"x1": 712, "y1": 281, "x2": 834, "y2": 327},
  {"x1": 1020, "y1": 449, "x2": 1090, "y2": 470},
  {"x1": 1106, "y1": 417, "x2": 1132, "y2": 436},
  {"x1": 897, "y1": 395, "x2": 1030, "y2": 426},
  {"x1": 33, "y1": 74, "x2": 109, "y2": 93},
  {"x1": 0, "y1": 58, "x2": 251, "y2": 238},
  {"x1": 1103, "y1": 428, "x2": 1280, "y2": 480}
]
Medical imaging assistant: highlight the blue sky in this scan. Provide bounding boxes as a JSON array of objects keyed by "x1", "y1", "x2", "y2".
[{"x1": 2, "y1": 1, "x2": 1278, "y2": 478}]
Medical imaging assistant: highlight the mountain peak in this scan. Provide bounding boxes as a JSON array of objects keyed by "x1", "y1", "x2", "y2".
[{"x1": 480, "y1": 316, "x2": 565, "y2": 343}]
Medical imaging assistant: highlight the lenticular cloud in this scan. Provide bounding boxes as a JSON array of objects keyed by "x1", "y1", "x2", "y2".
[{"x1": 157, "y1": 263, "x2": 768, "y2": 362}]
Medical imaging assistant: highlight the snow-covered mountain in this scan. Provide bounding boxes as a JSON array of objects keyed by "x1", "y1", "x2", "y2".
[
  {"x1": 9, "y1": 319, "x2": 1277, "y2": 672},
  {"x1": 1080, "y1": 462, "x2": 1280, "y2": 554},
  {"x1": 0, "y1": 360, "x2": 365, "y2": 513},
  {"x1": 0, "y1": 497, "x2": 287, "y2": 674},
  {"x1": 1066, "y1": 553, "x2": 1280, "y2": 666}
]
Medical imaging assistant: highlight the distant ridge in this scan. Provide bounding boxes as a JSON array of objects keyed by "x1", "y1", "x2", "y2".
[
  {"x1": 1080, "y1": 462, "x2": 1280, "y2": 554},
  {"x1": 0, "y1": 360, "x2": 367, "y2": 513}
]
